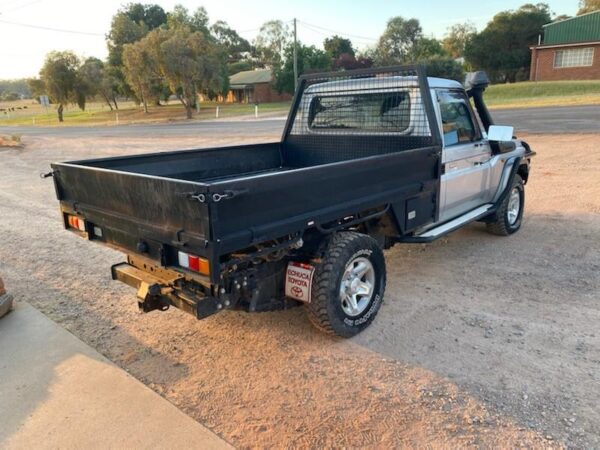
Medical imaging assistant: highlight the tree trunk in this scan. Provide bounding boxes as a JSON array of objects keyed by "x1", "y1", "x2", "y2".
[
  {"x1": 112, "y1": 96, "x2": 119, "y2": 110},
  {"x1": 102, "y1": 94, "x2": 114, "y2": 111},
  {"x1": 185, "y1": 102, "x2": 193, "y2": 119},
  {"x1": 57, "y1": 104, "x2": 64, "y2": 122},
  {"x1": 142, "y1": 98, "x2": 148, "y2": 113}
]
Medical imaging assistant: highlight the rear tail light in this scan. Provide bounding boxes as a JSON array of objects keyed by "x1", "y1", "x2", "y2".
[
  {"x1": 177, "y1": 251, "x2": 209, "y2": 275},
  {"x1": 67, "y1": 214, "x2": 86, "y2": 231}
]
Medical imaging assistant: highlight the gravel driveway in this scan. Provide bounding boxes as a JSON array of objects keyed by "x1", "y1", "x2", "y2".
[{"x1": 0, "y1": 132, "x2": 598, "y2": 447}]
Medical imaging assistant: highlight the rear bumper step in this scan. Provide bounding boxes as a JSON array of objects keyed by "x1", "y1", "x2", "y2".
[{"x1": 111, "y1": 262, "x2": 222, "y2": 319}]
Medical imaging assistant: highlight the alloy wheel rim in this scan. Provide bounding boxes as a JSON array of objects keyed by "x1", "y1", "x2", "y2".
[
  {"x1": 339, "y1": 256, "x2": 375, "y2": 317},
  {"x1": 507, "y1": 187, "x2": 521, "y2": 225}
]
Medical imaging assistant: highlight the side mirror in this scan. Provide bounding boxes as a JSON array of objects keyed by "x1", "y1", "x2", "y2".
[
  {"x1": 487, "y1": 125, "x2": 514, "y2": 142},
  {"x1": 487, "y1": 125, "x2": 516, "y2": 154}
]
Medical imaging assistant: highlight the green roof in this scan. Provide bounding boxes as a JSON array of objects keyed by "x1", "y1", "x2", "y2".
[
  {"x1": 543, "y1": 10, "x2": 600, "y2": 45},
  {"x1": 229, "y1": 69, "x2": 272, "y2": 88}
]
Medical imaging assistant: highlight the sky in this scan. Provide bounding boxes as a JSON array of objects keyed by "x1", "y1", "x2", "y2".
[{"x1": 0, "y1": 0, "x2": 579, "y2": 79}]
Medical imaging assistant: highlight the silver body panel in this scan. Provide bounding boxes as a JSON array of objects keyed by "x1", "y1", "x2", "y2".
[{"x1": 431, "y1": 87, "x2": 525, "y2": 226}]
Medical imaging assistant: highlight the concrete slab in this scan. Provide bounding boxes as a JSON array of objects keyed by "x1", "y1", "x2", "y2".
[{"x1": 0, "y1": 302, "x2": 233, "y2": 449}]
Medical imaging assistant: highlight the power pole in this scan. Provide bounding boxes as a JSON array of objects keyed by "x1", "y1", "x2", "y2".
[{"x1": 293, "y1": 18, "x2": 298, "y2": 92}]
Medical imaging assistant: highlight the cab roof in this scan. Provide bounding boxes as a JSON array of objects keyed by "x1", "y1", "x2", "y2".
[{"x1": 304, "y1": 76, "x2": 463, "y2": 94}]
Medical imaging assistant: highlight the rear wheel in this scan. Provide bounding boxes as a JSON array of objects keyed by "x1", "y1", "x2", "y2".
[
  {"x1": 487, "y1": 174, "x2": 524, "y2": 236},
  {"x1": 306, "y1": 232, "x2": 386, "y2": 338}
]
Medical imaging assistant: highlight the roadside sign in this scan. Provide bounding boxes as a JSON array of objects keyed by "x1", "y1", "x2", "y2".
[{"x1": 40, "y1": 95, "x2": 49, "y2": 107}]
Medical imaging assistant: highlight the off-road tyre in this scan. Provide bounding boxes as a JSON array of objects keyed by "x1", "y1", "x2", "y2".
[
  {"x1": 306, "y1": 232, "x2": 386, "y2": 338},
  {"x1": 487, "y1": 174, "x2": 524, "y2": 236}
]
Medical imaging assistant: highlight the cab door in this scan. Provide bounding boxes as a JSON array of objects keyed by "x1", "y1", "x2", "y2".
[{"x1": 436, "y1": 89, "x2": 492, "y2": 222}]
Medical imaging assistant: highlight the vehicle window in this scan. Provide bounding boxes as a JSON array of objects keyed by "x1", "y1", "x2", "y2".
[
  {"x1": 438, "y1": 90, "x2": 478, "y2": 146},
  {"x1": 308, "y1": 92, "x2": 411, "y2": 132}
]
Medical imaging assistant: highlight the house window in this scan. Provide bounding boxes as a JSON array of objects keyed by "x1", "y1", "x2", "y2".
[{"x1": 554, "y1": 47, "x2": 594, "y2": 68}]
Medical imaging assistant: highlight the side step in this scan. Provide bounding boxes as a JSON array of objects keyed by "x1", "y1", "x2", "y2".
[{"x1": 398, "y1": 204, "x2": 494, "y2": 243}]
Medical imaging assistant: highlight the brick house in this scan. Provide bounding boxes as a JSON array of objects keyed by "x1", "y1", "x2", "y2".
[
  {"x1": 530, "y1": 10, "x2": 600, "y2": 81},
  {"x1": 225, "y1": 69, "x2": 292, "y2": 103}
]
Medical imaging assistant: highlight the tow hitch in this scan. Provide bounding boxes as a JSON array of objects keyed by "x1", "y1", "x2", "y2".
[{"x1": 110, "y1": 262, "x2": 222, "y2": 319}]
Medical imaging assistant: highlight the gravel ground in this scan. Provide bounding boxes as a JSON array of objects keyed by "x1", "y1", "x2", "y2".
[{"x1": 0, "y1": 132, "x2": 598, "y2": 447}]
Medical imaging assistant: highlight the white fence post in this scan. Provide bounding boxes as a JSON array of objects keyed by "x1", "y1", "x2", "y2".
[
  {"x1": 254, "y1": 104, "x2": 258, "y2": 118},
  {"x1": 216, "y1": 106, "x2": 219, "y2": 118}
]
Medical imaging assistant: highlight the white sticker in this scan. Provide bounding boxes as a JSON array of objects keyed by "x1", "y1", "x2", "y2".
[{"x1": 285, "y1": 262, "x2": 315, "y2": 303}]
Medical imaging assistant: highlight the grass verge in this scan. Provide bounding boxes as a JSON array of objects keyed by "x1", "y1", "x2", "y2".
[
  {"x1": 486, "y1": 80, "x2": 600, "y2": 109},
  {"x1": 0, "y1": 100, "x2": 291, "y2": 127}
]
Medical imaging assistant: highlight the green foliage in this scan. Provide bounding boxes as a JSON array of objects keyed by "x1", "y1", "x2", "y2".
[
  {"x1": 107, "y1": 12, "x2": 149, "y2": 67},
  {"x1": 1, "y1": 92, "x2": 20, "y2": 101},
  {"x1": 333, "y1": 54, "x2": 374, "y2": 70},
  {"x1": 122, "y1": 38, "x2": 160, "y2": 112},
  {"x1": 375, "y1": 16, "x2": 422, "y2": 64},
  {"x1": 442, "y1": 22, "x2": 477, "y2": 58},
  {"x1": 373, "y1": 16, "x2": 446, "y2": 65},
  {"x1": 157, "y1": 28, "x2": 220, "y2": 117},
  {"x1": 422, "y1": 57, "x2": 465, "y2": 82},
  {"x1": 0, "y1": 79, "x2": 31, "y2": 99},
  {"x1": 211, "y1": 20, "x2": 251, "y2": 62},
  {"x1": 124, "y1": 27, "x2": 220, "y2": 118},
  {"x1": 413, "y1": 37, "x2": 448, "y2": 60},
  {"x1": 39, "y1": 51, "x2": 81, "y2": 121},
  {"x1": 324, "y1": 35, "x2": 355, "y2": 59},
  {"x1": 106, "y1": 3, "x2": 167, "y2": 101},
  {"x1": 464, "y1": 3, "x2": 552, "y2": 83},
  {"x1": 254, "y1": 20, "x2": 290, "y2": 68},
  {"x1": 578, "y1": 0, "x2": 600, "y2": 14},
  {"x1": 275, "y1": 42, "x2": 332, "y2": 94},
  {"x1": 121, "y1": 3, "x2": 167, "y2": 29},
  {"x1": 228, "y1": 60, "x2": 257, "y2": 76},
  {"x1": 27, "y1": 78, "x2": 45, "y2": 99},
  {"x1": 167, "y1": 4, "x2": 210, "y2": 35}
]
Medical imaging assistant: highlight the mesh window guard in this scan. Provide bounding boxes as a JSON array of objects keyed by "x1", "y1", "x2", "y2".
[{"x1": 282, "y1": 65, "x2": 440, "y2": 168}]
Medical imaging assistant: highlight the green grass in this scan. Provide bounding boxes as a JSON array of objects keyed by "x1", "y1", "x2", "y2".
[
  {"x1": 0, "y1": 99, "x2": 291, "y2": 127},
  {"x1": 486, "y1": 80, "x2": 600, "y2": 109}
]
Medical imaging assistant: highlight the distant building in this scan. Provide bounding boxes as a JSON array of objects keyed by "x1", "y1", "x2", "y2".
[
  {"x1": 225, "y1": 69, "x2": 292, "y2": 103},
  {"x1": 530, "y1": 10, "x2": 600, "y2": 81}
]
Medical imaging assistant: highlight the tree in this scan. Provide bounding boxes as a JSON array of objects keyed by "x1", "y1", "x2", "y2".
[
  {"x1": 275, "y1": 42, "x2": 332, "y2": 94},
  {"x1": 333, "y1": 53, "x2": 373, "y2": 70},
  {"x1": 121, "y1": 3, "x2": 167, "y2": 29},
  {"x1": 39, "y1": 51, "x2": 80, "y2": 122},
  {"x1": 158, "y1": 29, "x2": 220, "y2": 118},
  {"x1": 122, "y1": 39, "x2": 159, "y2": 113},
  {"x1": 78, "y1": 57, "x2": 119, "y2": 110},
  {"x1": 464, "y1": 3, "x2": 552, "y2": 82},
  {"x1": 137, "y1": 28, "x2": 220, "y2": 118},
  {"x1": 375, "y1": 16, "x2": 422, "y2": 65},
  {"x1": 27, "y1": 78, "x2": 46, "y2": 99},
  {"x1": 578, "y1": 0, "x2": 600, "y2": 14},
  {"x1": 211, "y1": 20, "x2": 251, "y2": 62},
  {"x1": 442, "y1": 22, "x2": 477, "y2": 58},
  {"x1": 167, "y1": 5, "x2": 210, "y2": 35},
  {"x1": 106, "y1": 4, "x2": 167, "y2": 102},
  {"x1": 324, "y1": 35, "x2": 355, "y2": 59},
  {"x1": 423, "y1": 57, "x2": 465, "y2": 81},
  {"x1": 254, "y1": 20, "x2": 290, "y2": 68},
  {"x1": 413, "y1": 37, "x2": 447, "y2": 61}
]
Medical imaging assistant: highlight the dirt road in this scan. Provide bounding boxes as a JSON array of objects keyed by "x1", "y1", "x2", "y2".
[{"x1": 0, "y1": 132, "x2": 598, "y2": 447}]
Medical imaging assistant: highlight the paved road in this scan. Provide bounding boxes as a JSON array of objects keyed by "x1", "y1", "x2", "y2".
[
  {"x1": 492, "y1": 105, "x2": 600, "y2": 134},
  {"x1": 1, "y1": 105, "x2": 598, "y2": 138},
  {"x1": 0, "y1": 118, "x2": 287, "y2": 138}
]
